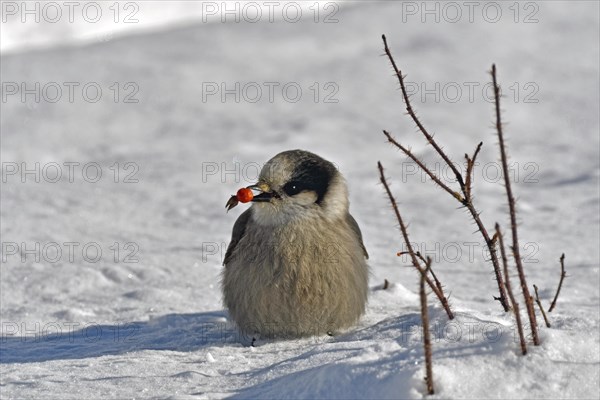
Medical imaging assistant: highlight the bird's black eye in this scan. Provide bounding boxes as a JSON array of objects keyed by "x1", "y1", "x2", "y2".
[{"x1": 283, "y1": 181, "x2": 305, "y2": 196}]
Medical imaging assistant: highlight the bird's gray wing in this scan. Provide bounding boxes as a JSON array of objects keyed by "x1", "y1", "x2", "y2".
[
  {"x1": 347, "y1": 213, "x2": 369, "y2": 260},
  {"x1": 223, "y1": 208, "x2": 252, "y2": 266}
]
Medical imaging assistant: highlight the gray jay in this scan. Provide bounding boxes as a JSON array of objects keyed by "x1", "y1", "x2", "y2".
[{"x1": 222, "y1": 150, "x2": 369, "y2": 338}]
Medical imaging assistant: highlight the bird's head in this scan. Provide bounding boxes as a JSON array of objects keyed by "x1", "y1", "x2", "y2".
[{"x1": 248, "y1": 150, "x2": 349, "y2": 225}]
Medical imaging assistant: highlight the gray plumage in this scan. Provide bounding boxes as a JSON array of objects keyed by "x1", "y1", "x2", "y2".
[{"x1": 222, "y1": 150, "x2": 369, "y2": 338}]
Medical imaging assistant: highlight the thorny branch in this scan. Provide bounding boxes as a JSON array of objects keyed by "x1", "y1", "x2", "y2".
[
  {"x1": 378, "y1": 162, "x2": 454, "y2": 320},
  {"x1": 533, "y1": 284, "x2": 551, "y2": 328},
  {"x1": 397, "y1": 250, "x2": 446, "y2": 295},
  {"x1": 421, "y1": 258, "x2": 435, "y2": 395},
  {"x1": 381, "y1": 34, "x2": 510, "y2": 312},
  {"x1": 465, "y1": 142, "x2": 483, "y2": 201},
  {"x1": 548, "y1": 253, "x2": 567, "y2": 312},
  {"x1": 496, "y1": 223, "x2": 527, "y2": 355},
  {"x1": 491, "y1": 64, "x2": 540, "y2": 345},
  {"x1": 418, "y1": 251, "x2": 445, "y2": 295},
  {"x1": 383, "y1": 130, "x2": 458, "y2": 200},
  {"x1": 382, "y1": 34, "x2": 465, "y2": 190}
]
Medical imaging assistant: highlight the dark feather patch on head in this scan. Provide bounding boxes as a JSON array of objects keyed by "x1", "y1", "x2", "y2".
[{"x1": 285, "y1": 156, "x2": 337, "y2": 205}]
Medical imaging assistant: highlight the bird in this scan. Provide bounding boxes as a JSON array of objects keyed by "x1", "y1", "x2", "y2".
[{"x1": 222, "y1": 149, "x2": 369, "y2": 339}]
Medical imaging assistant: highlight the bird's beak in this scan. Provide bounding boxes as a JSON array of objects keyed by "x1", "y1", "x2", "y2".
[{"x1": 247, "y1": 182, "x2": 276, "y2": 202}]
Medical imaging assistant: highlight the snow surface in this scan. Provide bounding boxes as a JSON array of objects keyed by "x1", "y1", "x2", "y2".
[{"x1": 1, "y1": 1, "x2": 599, "y2": 399}]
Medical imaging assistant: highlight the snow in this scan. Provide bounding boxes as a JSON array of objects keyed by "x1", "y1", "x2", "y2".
[{"x1": 1, "y1": 1, "x2": 599, "y2": 399}]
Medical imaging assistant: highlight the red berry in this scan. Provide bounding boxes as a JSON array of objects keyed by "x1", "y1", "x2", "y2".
[{"x1": 236, "y1": 188, "x2": 254, "y2": 203}]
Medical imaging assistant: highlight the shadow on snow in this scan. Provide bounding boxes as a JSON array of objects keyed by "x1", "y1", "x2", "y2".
[{"x1": 0, "y1": 311, "x2": 246, "y2": 364}]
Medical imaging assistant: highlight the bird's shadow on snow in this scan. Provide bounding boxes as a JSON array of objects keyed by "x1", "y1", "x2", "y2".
[{"x1": 0, "y1": 311, "x2": 245, "y2": 364}]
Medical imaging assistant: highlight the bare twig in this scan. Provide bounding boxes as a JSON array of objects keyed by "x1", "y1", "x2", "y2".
[
  {"x1": 418, "y1": 252, "x2": 445, "y2": 295},
  {"x1": 398, "y1": 250, "x2": 429, "y2": 266},
  {"x1": 465, "y1": 142, "x2": 483, "y2": 201},
  {"x1": 378, "y1": 162, "x2": 454, "y2": 320},
  {"x1": 496, "y1": 223, "x2": 527, "y2": 355},
  {"x1": 548, "y1": 253, "x2": 566, "y2": 312},
  {"x1": 420, "y1": 258, "x2": 435, "y2": 395},
  {"x1": 417, "y1": 251, "x2": 446, "y2": 297},
  {"x1": 492, "y1": 64, "x2": 540, "y2": 345},
  {"x1": 381, "y1": 35, "x2": 510, "y2": 312},
  {"x1": 382, "y1": 34, "x2": 464, "y2": 191},
  {"x1": 398, "y1": 250, "x2": 444, "y2": 294},
  {"x1": 383, "y1": 130, "x2": 459, "y2": 200},
  {"x1": 533, "y1": 284, "x2": 551, "y2": 328}
]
